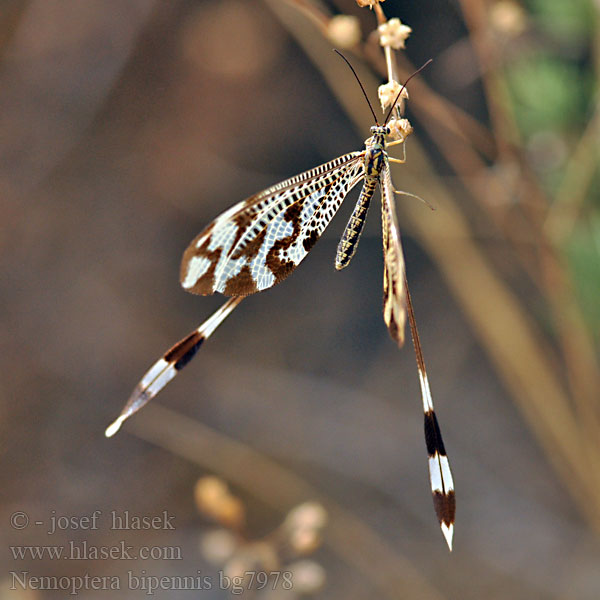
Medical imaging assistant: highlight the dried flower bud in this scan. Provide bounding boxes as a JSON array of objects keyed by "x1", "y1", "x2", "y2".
[
  {"x1": 288, "y1": 560, "x2": 326, "y2": 593},
  {"x1": 378, "y1": 18, "x2": 412, "y2": 49},
  {"x1": 194, "y1": 476, "x2": 228, "y2": 510},
  {"x1": 281, "y1": 502, "x2": 327, "y2": 555},
  {"x1": 194, "y1": 476, "x2": 245, "y2": 529},
  {"x1": 387, "y1": 118, "x2": 413, "y2": 142},
  {"x1": 378, "y1": 80, "x2": 408, "y2": 112},
  {"x1": 356, "y1": 0, "x2": 385, "y2": 8},
  {"x1": 284, "y1": 502, "x2": 328, "y2": 532},
  {"x1": 327, "y1": 15, "x2": 361, "y2": 48}
]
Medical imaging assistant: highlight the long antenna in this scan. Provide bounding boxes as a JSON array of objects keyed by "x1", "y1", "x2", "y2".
[
  {"x1": 383, "y1": 58, "x2": 433, "y2": 125},
  {"x1": 334, "y1": 49, "x2": 379, "y2": 125}
]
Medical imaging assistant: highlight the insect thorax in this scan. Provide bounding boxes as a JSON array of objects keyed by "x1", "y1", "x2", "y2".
[{"x1": 363, "y1": 125, "x2": 389, "y2": 179}]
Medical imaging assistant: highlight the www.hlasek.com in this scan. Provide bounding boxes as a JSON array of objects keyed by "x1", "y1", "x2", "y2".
[
  {"x1": 10, "y1": 570, "x2": 294, "y2": 595},
  {"x1": 10, "y1": 540, "x2": 181, "y2": 561}
]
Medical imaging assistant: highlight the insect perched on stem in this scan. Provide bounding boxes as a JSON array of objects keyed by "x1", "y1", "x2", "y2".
[{"x1": 106, "y1": 54, "x2": 455, "y2": 550}]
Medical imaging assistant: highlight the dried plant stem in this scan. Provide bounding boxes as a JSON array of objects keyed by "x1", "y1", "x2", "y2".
[
  {"x1": 126, "y1": 404, "x2": 448, "y2": 600},
  {"x1": 373, "y1": 3, "x2": 399, "y2": 86}
]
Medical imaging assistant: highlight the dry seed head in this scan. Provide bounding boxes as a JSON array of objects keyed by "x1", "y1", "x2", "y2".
[
  {"x1": 284, "y1": 502, "x2": 328, "y2": 531},
  {"x1": 282, "y1": 502, "x2": 326, "y2": 555},
  {"x1": 356, "y1": 0, "x2": 386, "y2": 8},
  {"x1": 194, "y1": 476, "x2": 245, "y2": 529},
  {"x1": 194, "y1": 476, "x2": 228, "y2": 509},
  {"x1": 387, "y1": 117, "x2": 413, "y2": 141},
  {"x1": 328, "y1": 15, "x2": 361, "y2": 48},
  {"x1": 378, "y1": 18, "x2": 412, "y2": 49},
  {"x1": 378, "y1": 80, "x2": 408, "y2": 112}
]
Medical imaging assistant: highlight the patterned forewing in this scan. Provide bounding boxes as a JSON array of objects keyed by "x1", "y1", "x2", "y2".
[
  {"x1": 181, "y1": 152, "x2": 364, "y2": 296},
  {"x1": 381, "y1": 164, "x2": 407, "y2": 346}
]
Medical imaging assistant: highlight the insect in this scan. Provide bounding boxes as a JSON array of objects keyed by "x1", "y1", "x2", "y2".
[{"x1": 106, "y1": 56, "x2": 455, "y2": 550}]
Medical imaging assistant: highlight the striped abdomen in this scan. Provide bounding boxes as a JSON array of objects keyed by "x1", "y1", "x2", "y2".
[{"x1": 335, "y1": 177, "x2": 378, "y2": 270}]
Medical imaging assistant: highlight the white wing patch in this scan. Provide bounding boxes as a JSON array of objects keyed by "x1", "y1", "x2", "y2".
[{"x1": 181, "y1": 255, "x2": 212, "y2": 289}]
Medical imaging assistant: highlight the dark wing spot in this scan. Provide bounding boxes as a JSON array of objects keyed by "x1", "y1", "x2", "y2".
[
  {"x1": 424, "y1": 410, "x2": 447, "y2": 456},
  {"x1": 284, "y1": 201, "x2": 302, "y2": 222},
  {"x1": 265, "y1": 253, "x2": 295, "y2": 286},
  {"x1": 433, "y1": 490, "x2": 456, "y2": 526},
  {"x1": 164, "y1": 331, "x2": 205, "y2": 370},
  {"x1": 223, "y1": 265, "x2": 259, "y2": 296},
  {"x1": 173, "y1": 340, "x2": 204, "y2": 370},
  {"x1": 303, "y1": 229, "x2": 319, "y2": 252}
]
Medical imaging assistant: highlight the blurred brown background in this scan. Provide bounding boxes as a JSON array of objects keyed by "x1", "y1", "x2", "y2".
[{"x1": 2, "y1": 0, "x2": 599, "y2": 598}]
